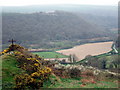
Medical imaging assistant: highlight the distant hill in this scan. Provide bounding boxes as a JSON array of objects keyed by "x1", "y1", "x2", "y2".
[
  {"x1": 2, "y1": 4, "x2": 117, "y2": 16},
  {"x1": 2, "y1": 4, "x2": 117, "y2": 31},
  {"x1": 2, "y1": 5, "x2": 117, "y2": 48},
  {"x1": 2, "y1": 11, "x2": 113, "y2": 48}
]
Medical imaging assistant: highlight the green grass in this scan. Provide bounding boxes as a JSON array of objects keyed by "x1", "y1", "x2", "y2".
[
  {"x1": 2, "y1": 55, "x2": 26, "y2": 88},
  {"x1": 48, "y1": 77, "x2": 82, "y2": 88},
  {"x1": 84, "y1": 81, "x2": 118, "y2": 88},
  {"x1": 33, "y1": 52, "x2": 68, "y2": 58},
  {"x1": 46, "y1": 77, "x2": 118, "y2": 88}
]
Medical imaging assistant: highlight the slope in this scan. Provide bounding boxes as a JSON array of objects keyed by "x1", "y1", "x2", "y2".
[{"x1": 2, "y1": 11, "x2": 110, "y2": 47}]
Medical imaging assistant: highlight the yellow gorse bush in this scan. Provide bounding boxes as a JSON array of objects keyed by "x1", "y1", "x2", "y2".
[
  {"x1": 14, "y1": 74, "x2": 41, "y2": 89},
  {"x1": 15, "y1": 55, "x2": 52, "y2": 89},
  {"x1": 0, "y1": 48, "x2": 10, "y2": 55},
  {"x1": 31, "y1": 67, "x2": 52, "y2": 78},
  {"x1": 6, "y1": 44, "x2": 52, "y2": 89},
  {"x1": 2, "y1": 44, "x2": 52, "y2": 89}
]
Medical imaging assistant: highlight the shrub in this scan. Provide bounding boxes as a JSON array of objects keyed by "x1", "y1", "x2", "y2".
[
  {"x1": 14, "y1": 74, "x2": 43, "y2": 89},
  {"x1": 81, "y1": 70, "x2": 94, "y2": 77},
  {"x1": 0, "y1": 48, "x2": 10, "y2": 55},
  {"x1": 8, "y1": 44, "x2": 52, "y2": 89},
  {"x1": 68, "y1": 68, "x2": 81, "y2": 78}
]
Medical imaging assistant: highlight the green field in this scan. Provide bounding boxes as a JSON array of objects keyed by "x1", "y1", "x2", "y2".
[{"x1": 33, "y1": 52, "x2": 68, "y2": 58}]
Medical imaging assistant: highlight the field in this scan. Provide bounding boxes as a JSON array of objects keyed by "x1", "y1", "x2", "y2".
[
  {"x1": 57, "y1": 42, "x2": 113, "y2": 61},
  {"x1": 33, "y1": 52, "x2": 68, "y2": 58}
]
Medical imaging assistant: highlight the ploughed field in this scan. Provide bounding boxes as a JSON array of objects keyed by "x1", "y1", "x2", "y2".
[{"x1": 57, "y1": 42, "x2": 113, "y2": 61}]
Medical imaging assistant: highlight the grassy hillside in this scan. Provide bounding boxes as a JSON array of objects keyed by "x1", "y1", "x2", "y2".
[
  {"x1": 2, "y1": 55, "x2": 26, "y2": 88},
  {"x1": 1, "y1": 44, "x2": 119, "y2": 89},
  {"x1": 2, "y1": 54, "x2": 119, "y2": 89}
]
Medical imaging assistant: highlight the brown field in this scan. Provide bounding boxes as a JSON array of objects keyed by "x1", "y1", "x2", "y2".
[{"x1": 57, "y1": 42, "x2": 113, "y2": 61}]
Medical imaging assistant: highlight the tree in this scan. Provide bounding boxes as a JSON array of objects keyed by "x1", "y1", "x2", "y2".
[
  {"x1": 69, "y1": 54, "x2": 73, "y2": 63},
  {"x1": 101, "y1": 59, "x2": 107, "y2": 69},
  {"x1": 73, "y1": 54, "x2": 78, "y2": 63}
]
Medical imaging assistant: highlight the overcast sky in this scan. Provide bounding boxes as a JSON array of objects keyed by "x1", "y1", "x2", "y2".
[{"x1": 0, "y1": 0, "x2": 119, "y2": 6}]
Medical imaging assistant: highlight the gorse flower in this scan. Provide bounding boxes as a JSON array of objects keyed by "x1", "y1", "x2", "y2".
[
  {"x1": 14, "y1": 74, "x2": 38, "y2": 89},
  {"x1": 2, "y1": 44, "x2": 52, "y2": 89},
  {"x1": 31, "y1": 72, "x2": 40, "y2": 77},
  {"x1": 0, "y1": 48, "x2": 10, "y2": 55},
  {"x1": 8, "y1": 44, "x2": 53, "y2": 89},
  {"x1": 34, "y1": 63, "x2": 39, "y2": 66}
]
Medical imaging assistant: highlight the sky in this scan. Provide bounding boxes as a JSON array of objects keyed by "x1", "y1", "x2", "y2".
[{"x1": 0, "y1": 0, "x2": 119, "y2": 6}]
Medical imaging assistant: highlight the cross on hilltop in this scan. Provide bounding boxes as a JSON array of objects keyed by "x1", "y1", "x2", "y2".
[
  {"x1": 8, "y1": 39, "x2": 16, "y2": 45},
  {"x1": 8, "y1": 39, "x2": 16, "y2": 51}
]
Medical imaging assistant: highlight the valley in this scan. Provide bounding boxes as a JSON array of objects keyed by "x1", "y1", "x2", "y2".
[{"x1": 1, "y1": 4, "x2": 119, "y2": 89}]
